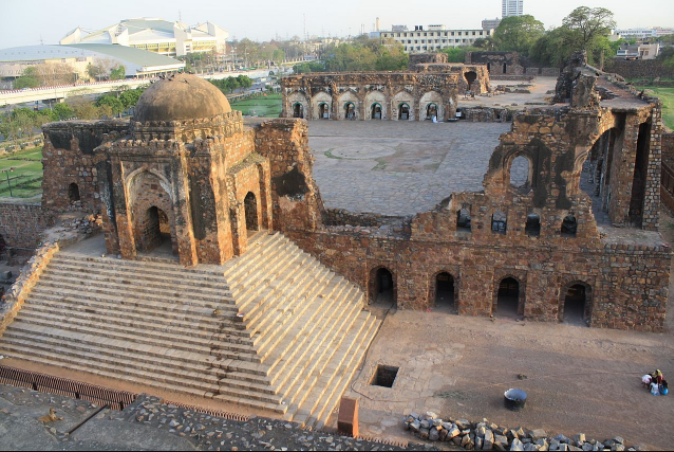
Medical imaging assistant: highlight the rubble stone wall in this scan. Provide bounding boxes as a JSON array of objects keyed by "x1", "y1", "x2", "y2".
[
  {"x1": 0, "y1": 202, "x2": 48, "y2": 250},
  {"x1": 604, "y1": 58, "x2": 674, "y2": 80}
]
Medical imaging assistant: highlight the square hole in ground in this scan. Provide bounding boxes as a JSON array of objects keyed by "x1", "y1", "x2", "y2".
[{"x1": 370, "y1": 365, "x2": 399, "y2": 388}]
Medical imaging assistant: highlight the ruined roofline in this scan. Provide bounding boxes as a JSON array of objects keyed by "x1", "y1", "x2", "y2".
[{"x1": 282, "y1": 70, "x2": 468, "y2": 78}]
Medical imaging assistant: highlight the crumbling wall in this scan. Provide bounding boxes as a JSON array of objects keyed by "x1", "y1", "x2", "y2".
[
  {"x1": 42, "y1": 121, "x2": 129, "y2": 217},
  {"x1": 0, "y1": 202, "x2": 49, "y2": 249},
  {"x1": 604, "y1": 59, "x2": 674, "y2": 80},
  {"x1": 408, "y1": 53, "x2": 448, "y2": 68}
]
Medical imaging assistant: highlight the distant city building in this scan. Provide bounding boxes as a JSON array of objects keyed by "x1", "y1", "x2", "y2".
[
  {"x1": 616, "y1": 42, "x2": 661, "y2": 60},
  {"x1": 613, "y1": 28, "x2": 674, "y2": 40},
  {"x1": 0, "y1": 44, "x2": 185, "y2": 81},
  {"x1": 482, "y1": 18, "x2": 501, "y2": 32},
  {"x1": 60, "y1": 18, "x2": 228, "y2": 57},
  {"x1": 381, "y1": 25, "x2": 493, "y2": 54},
  {"x1": 502, "y1": 0, "x2": 524, "y2": 17}
]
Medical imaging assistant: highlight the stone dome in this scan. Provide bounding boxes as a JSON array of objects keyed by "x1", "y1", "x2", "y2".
[{"x1": 134, "y1": 73, "x2": 231, "y2": 123}]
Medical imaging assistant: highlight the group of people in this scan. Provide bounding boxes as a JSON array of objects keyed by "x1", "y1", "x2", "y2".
[{"x1": 642, "y1": 369, "x2": 669, "y2": 396}]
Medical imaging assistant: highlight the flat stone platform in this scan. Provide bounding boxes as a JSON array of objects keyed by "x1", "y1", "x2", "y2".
[{"x1": 308, "y1": 121, "x2": 511, "y2": 216}]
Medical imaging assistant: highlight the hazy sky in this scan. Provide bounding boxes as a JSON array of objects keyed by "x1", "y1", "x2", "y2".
[{"x1": 1, "y1": 0, "x2": 673, "y2": 49}]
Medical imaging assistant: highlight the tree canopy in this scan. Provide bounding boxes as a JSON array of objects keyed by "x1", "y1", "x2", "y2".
[
  {"x1": 562, "y1": 7, "x2": 616, "y2": 51},
  {"x1": 493, "y1": 15, "x2": 545, "y2": 56}
]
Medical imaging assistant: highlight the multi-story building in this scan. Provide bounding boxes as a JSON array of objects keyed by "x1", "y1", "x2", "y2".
[
  {"x1": 482, "y1": 18, "x2": 501, "y2": 32},
  {"x1": 60, "y1": 18, "x2": 228, "y2": 57},
  {"x1": 502, "y1": 0, "x2": 524, "y2": 17},
  {"x1": 614, "y1": 28, "x2": 674, "y2": 40},
  {"x1": 616, "y1": 42, "x2": 661, "y2": 60},
  {"x1": 381, "y1": 25, "x2": 493, "y2": 54}
]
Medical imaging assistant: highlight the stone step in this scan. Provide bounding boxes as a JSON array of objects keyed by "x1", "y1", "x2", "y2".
[
  {"x1": 223, "y1": 234, "x2": 286, "y2": 281},
  {"x1": 18, "y1": 307, "x2": 251, "y2": 343},
  {"x1": 304, "y1": 316, "x2": 380, "y2": 430},
  {"x1": 58, "y1": 252, "x2": 229, "y2": 278},
  {"x1": 38, "y1": 272, "x2": 234, "y2": 303},
  {"x1": 271, "y1": 288, "x2": 362, "y2": 397},
  {"x1": 257, "y1": 275, "x2": 351, "y2": 364},
  {"x1": 23, "y1": 295, "x2": 247, "y2": 334},
  {"x1": 247, "y1": 259, "x2": 324, "y2": 342},
  {"x1": 45, "y1": 261, "x2": 231, "y2": 292},
  {"x1": 230, "y1": 241, "x2": 300, "y2": 304},
  {"x1": 11, "y1": 315, "x2": 256, "y2": 357},
  {"x1": 32, "y1": 281, "x2": 236, "y2": 311},
  {"x1": 0, "y1": 347, "x2": 284, "y2": 413}
]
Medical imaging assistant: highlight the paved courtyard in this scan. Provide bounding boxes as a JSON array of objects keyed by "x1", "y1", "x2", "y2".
[{"x1": 308, "y1": 121, "x2": 511, "y2": 216}]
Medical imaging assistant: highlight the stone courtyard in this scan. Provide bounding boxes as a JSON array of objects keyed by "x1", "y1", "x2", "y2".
[{"x1": 309, "y1": 121, "x2": 510, "y2": 216}]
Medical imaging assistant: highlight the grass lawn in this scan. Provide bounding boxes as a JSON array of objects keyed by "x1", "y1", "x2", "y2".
[
  {"x1": 640, "y1": 86, "x2": 674, "y2": 130},
  {"x1": 230, "y1": 93, "x2": 282, "y2": 117},
  {"x1": 0, "y1": 146, "x2": 43, "y2": 198}
]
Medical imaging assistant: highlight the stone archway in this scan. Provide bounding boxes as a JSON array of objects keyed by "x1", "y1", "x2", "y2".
[
  {"x1": 560, "y1": 282, "x2": 592, "y2": 325},
  {"x1": 371, "y1": 103, "x2": 383, "y2": 120},
  {"x1": 319, "y1": 103, "x2": 330, "y2": 119},
  {"x1": 398, "y1": 103, "x2": 411, "y2": 120},
  {"x1": 464, "y1": 71, "x2": 477, "y2": 90},
  {"x1": 344, "y1": 102, "x2": 356, "y2": 120},
  {"x1": 136, "y1": 206, "x2": 172, "y2": 253},
  {"x1": 293, "y1": 103, "x2": 304, "y2": 118},
  {"x1": 495, "y1": 277, "x2": 521, "y2": 318},
  {"x1": 370, "y1": 267, "x2": 396, "y2": 308}
]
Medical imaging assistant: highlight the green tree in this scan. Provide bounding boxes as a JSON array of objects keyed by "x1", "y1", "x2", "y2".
[
  {"x1": 440, "y1": 46, "x2": 480, "y2": 63},
  {"x1": 95, "y1": 94, "x2": 124, "y2": 117},
  {"x1": 87, "y1": 63, "x2": 104, "y2": 80},
  {"x1": 110, "y1": 65, "x2": 126, "y2": 80},
  {"x1": 473, "y1": 37, "x2": 496, "y2": 51},
  {"x1": 562, "y1": 6, "x2": 616, "y2": 51},
  {"x1": 14, "y1": 67, "x2": 41, "y2": 89},
  {"x1": 52, "y1": 103, "x2": 75, "y2": 121},
  {"x1": 118, "y1": 87, "x2": 146, "y2": 109},
  {"x1": 292, "y1": 62, "x2": 326, "y2": 74},
  {"x1": 493, "y1": 15, "x2": 545, "y2": 56}
]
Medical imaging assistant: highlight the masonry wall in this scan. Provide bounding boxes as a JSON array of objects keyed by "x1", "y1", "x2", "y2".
[
  {"x1": 604, "y1": 59, "x2": 674, "y2": 80},
  {"x1": 0, "y1": 202, "x2": 48, "y2": 249}
]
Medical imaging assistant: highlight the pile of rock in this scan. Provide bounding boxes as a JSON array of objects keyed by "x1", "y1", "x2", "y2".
[{"x1": 404, "y1": 413, "x2": 640, "y2": 452}]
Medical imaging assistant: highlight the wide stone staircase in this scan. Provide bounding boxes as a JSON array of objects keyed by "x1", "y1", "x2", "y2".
[{"x1": 0, "y1": 232, "x2": 380, "y2": 430}]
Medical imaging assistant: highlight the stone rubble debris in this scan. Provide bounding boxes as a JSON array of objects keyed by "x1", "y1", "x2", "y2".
[{"x1": 404, "y1": 413, "x2": 640, "y2": 452}]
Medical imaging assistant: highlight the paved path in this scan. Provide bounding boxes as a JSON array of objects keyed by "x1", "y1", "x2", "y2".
[{"x1": 309, "y1": 121, "x2": 511, "y2": 216}]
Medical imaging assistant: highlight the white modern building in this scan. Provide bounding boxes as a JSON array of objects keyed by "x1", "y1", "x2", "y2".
[
  {"x1": 381, "y1": 25, "x2": 493, "y2": 53},
  {"x1": 60, "y1": 18, "x2": 228, "y2": 57},
  {"x1": 502, "y1": 0, "x2": 524, "y2": 17},
  {"x1": 613, "y1": 28, "x2": 674, "y2": 40}
]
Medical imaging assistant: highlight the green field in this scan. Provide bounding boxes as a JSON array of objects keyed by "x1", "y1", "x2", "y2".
[
  {"x1": 640, "y1": 87, "x2": 674, "y2": 130},
  {"x1": 0, "y1": 146, "x2": 43, "y2": 198},
  {"x1": 230, "y1": 93, "x2": 282, "y2": 117}
]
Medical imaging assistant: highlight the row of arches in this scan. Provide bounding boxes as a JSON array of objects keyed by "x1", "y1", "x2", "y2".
[
  {"x1": 370, "y1": 267, "x2": 590, "y2": 324},
  {"x1": 292, "y1": 101, "x2": 439, "y2": 122},
  {"x1": 457, "y1": 208, "x2": 579, "y2": 238},
  {"x1": 286, "y1": 89, "x2": 453, "y2": 122}
]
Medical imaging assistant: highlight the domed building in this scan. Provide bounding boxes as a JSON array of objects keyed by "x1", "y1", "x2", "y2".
[{"x1": 42, "y1": 73, "x2": 320, "y2": 267}]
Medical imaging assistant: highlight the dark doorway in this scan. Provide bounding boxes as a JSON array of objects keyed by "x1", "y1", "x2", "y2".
[
  {"x1": 68, "y1": 183, "x2": 80, "y2": 203},
  {"x1": 244, "y1": 192, "x2": 259, "y2": 234},
  {"x1": 503, "y1": 63, "x2": 507, "y2": 74},
  {"x1": 525, "y1": 214, "x2": 541, "y2": 237},
  {"x1": 373, "y1": 268, "x2": 395, "y2": 307},
  {"x1": 487, "y1": 63, "x2": 491, "y2": 73},
  {"x1": 139, "y1": 206, "x2": 171, "y2": 253},
  {"x1": 435, "y1": 272, "x2": 455, "y2": 310},
  {"x1": 464, "y1": 71, "x2": 477, "y2": 90},
  {"x1": 293, "y1": 103, "x2": 303, "y2": 118},
  {"x1": 457, "y1": 208, "x2": 471, "y2": 232},
  {"x1": 561, "y1": 216, "x2": 578, "y2": 237},
  {"x1": 629, "y1": 122, "x2": 651, "y2": 227},
  {"x1": 371, "y1": 104, "x2": 382, "y2": 120},
  {"x1": 319, "y1": 103, "x2": 329, "y2": 119},
  {"x1": 496, "y1": 277, "x2": 520, "y2": 318},
  {"x1": 426, "y1": 104, "x2": 438, "y2": 121},
  {"x1": 345, "y1": 103, "x2": 356, "y2": 120},
  {"x1": 399, "y1": 104, "x2": 410, "y2": 120},
  {"x1": 562, "y1": 284, "x2": 588, "y2": 325}
]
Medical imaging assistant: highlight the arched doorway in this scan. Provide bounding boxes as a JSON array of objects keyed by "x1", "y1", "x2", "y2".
[
  {"x1": 138, "y1": 206, "x2": 171, "y2": 253},
  {"x1": 399, "y1": 103, "x2": 410, "y2": 120},
  {"x1": 319, "y1": 103, "x2": 330, "y2": 119},
  {"x1": 345, "y1": 102, "x2": 356, "y2": 120},
  {"x1": 435, "y1": 272, "x2": 455, "y2": 311},
  {"x1": 68, "y1": 183, "x2": 80, "y2": 203},
  {"x1": 426, "y1": 104, "x2": 438, "y2": 121},
  {"x1": 496, "y1": 277, "x2": 520, "y2": 318},
  {"x1": 561, "y1": 283, "x2": 590, "y2": 325},
  {"x1": 371, "y1": 103, "x2": 382, "y2": 120},
  {"x1": 561, "y1": 215, "x2": 578, "y2": 237},
  {"x1": 371, "y1": 267, "x2": 395, "y2": 308},
  {"x1": 464, "y1": 71, "x2": 477, "y2": 91},
  {"x1": 244, "y1": 192, "x2": 259, "y2": 235},
  {"x1": 293, "y1": 103, "x2": 304, "y2": 118}
]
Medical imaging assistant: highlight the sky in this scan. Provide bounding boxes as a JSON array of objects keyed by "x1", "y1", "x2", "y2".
[{"x1": 1, "y1": 0, "x2": 673, "y2": 49}]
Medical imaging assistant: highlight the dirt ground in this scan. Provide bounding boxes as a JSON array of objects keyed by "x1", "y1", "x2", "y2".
[{"x1": 344, "y1": 207, "x2": 674, "y2": 450}]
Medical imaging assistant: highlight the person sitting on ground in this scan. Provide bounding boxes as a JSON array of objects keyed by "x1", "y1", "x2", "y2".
[{"x1": 661, "y1": 380, "x2": 669, "y2": 396}]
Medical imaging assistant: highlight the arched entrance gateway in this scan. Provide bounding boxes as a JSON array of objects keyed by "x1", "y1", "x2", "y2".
[
  {"x1": 137, "y1": 206, "x2": 172, "y2": 253},
  {"x1": 293, "y1": 103, "x2": 304, "y2": 118},
  {"x1": 345, "y1": 102, "x2": 356, "y2": 120},
  {"x1": 371, "y1": 103, "x2": 383, "y2": 120},
  {"x1": 398, "y1": 103, "x2": 410, "y2": 120},
  {"x1": 318, "y1": 103, "x2": 330, "y2": 119},
  {"x1": 561, "y1": 282, "x2": 591, "y2": 325},
  {"x1": 371, "y1": 267, "x2": 396, "y2": 308},
  {"x1": 434, "y1": 272, "x2": 456, "y2": 312},
  {"x1": 495, "y1": 277, "x2": 521, "y2": 318},
  {"x1": 426, "y1": 104, "x2": 438, "y2": 121}
]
